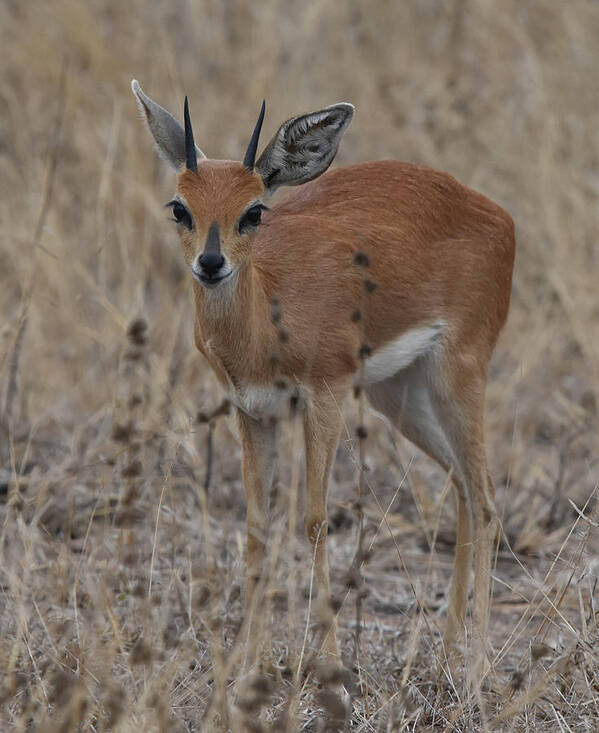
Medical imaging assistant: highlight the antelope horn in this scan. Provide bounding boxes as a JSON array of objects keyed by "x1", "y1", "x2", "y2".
[
  {"x1": 184, "y1": 96, "x2": 198, "y2": 173},
  {"x1": 243, "y1": 100, "x2": 266, "y2": 170}
]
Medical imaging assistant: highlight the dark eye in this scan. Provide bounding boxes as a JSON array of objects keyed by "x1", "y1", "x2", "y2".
[
  {"x1": 239, "y1": 204, "x2": 266, "y2": 234},
  {"x1": 167, "y1": 201, "x2": 193, "y2": 229}
]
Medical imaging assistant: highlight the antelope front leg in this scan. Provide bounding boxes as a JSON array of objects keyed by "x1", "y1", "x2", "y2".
[
  {"x1": 236, "y1": 410, "x2": 277, "y2": 632},
  {"x1": 303, "y1": 391, "x2": 343, "y2": 659}
]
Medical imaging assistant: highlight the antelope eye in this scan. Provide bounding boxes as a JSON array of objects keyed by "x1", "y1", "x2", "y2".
[
  {"x1": 239, "y1": 204, "x2": 266, "y2": 233},
  {"x1": 167, "y1": 201, "x2": 192, "y2": 229}
]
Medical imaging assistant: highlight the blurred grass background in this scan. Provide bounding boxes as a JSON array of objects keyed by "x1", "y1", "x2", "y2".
[{"x1": 1, "y1": 1, "x2": 599, "y2": 730}]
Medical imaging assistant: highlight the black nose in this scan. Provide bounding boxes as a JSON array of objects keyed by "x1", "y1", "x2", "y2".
[{"x1": 199, "y1": 251, "x2": 225, "y2": 275}]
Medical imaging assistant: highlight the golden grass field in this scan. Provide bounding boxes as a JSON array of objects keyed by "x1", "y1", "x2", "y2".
[{"x1": 1, "y1": 0, "x2": 599, "y2": 730}]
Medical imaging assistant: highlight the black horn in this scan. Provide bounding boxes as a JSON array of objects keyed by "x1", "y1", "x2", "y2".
[
  {"x1": 184, "y1": 96, "x2": 198, "y2": 173},
  {"x1": 243, "y1": 100, "x2": 266, "y2": 170}
]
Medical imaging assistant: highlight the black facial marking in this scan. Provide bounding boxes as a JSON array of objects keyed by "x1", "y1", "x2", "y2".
[
  {"x1": 264, "y1": 168, "x2": 280, "y2": 186},
  {"x1": 238, "y1": 203, "x2": 268, "y2": 234},
  {"x1": 166, "y1": 200, "x2": 193, "y2": 229}
]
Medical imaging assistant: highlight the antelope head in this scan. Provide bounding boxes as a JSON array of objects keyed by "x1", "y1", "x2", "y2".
[{"x1": 131, "y1": 80, "x2": 353, "y2": 291}]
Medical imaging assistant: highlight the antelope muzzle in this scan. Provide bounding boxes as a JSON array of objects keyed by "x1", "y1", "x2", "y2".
[{"x1": 192, "y1": 220, "x2": 230, "y2": 287}]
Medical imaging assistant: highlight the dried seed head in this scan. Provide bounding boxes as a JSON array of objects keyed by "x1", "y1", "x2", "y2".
[
  {"x1": 197, "y1": 399, "x2": 230, "y2": 423},
  {"x1": 9, "y1": 493, "x2": 23, "y2": 512},
  {"x1": 208, "y1": 614, "x2": 223, "y2": 631},
  {"x1": 269, "y1": 588, "x2": 288, "y2": 611},
  {"x1": 127, "y1": 318, "x2": 148, "y2": 346},
  {"x1": 124, "y1": 347, "x2": 143, "y2": 361},
  {"x1": 270, "y1": 296, "x2": 282, "y2": 324},
  {"x1": 274, "y1": 378, "x2": 287, "y2": 390},
  {"x1": 581, "y1": 389, "x2": 596, "y2": 415},
  {"x1": 104, "y1": 684, "x2": 124, "y2": 727},
  {"x1": 114, "y1": 507, "x2": 144, "y2": 527},
  {"x1": 344, "y1": 566, "x2": 360, "y2": 590},
  {"x1": 112, "y1": 421, "x2": 134, "y2": 443},
  {"x1": 509, "y1": 669, "x2": 525, "y2": 691},
  {"x1": 250, "y1": 674, "x2": 274, "y2": 698},
  {"x1": 163, "y1": 622, "x2": 180, "y2": 649},
  {"x1": 237, "y1": 672, "x2": 274, "y2": 714},
  {"x1": 214, "y1": 398, "x2": 231, "y2": 417},
  {"x1": 353, "y1": 384, "x2": 362, "y2": 399},
  {"x1": 315, "y1": 659, "x2": 351, "y2": 687},
  {"x1": 194, "y1": 585, "x2": 211, "y2": 609},
  {"x1": 121, "y1": 485, "x2": 138, "y2": 506},
  {"x1": 278, "y1": 327, "x2": 289, "y2": 343},
  {"x1": 364, "y1": 278, "x2": 378, "y2": 293},
  {"x1": 127, "y1": 394, "x2": 143, "y2": 409},
  {"x1": 351, "y1": 308, "x2": 362, "y2": 323},
  {"x1": 123, "y1": 549, "x2": 137, "y2": 566},
  {"x1": 361, "y1": 547, "x2": 374, "y2": 564},
  {"x1": 315, "y1": 689, "x2": 347, "y2": 722},
  {"x1": 356, "y1": 425, "x2": 368, "y2": 440},
  {"x1": 48, "y1": 670, "x2": 74, "y2": 705},
  {"x1": 358, "y1": 343, "x2": 372, "y2": 359},
  {"x1": 353, "y1": 251, "x2": 370, "y2": 268},
  {"x1": 129, "y1": 637, "x2": 153, "y2": 666},
  {"x1": 531, "y1": 642, "x2": 552, "y2": 662},
  {"x1": 121, "y1": 459, "x2": 142, "y2": 478},
  {"x1": 147, "y1": 690, "x2": 164, "y2": 711},
  {"x1": 329, "y1": 596, "x2": 343, "y2": 614}
]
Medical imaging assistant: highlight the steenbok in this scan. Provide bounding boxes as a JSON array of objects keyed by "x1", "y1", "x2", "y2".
[{"x1": 131, "y1": 80, "x2": 515, "y2": 671}]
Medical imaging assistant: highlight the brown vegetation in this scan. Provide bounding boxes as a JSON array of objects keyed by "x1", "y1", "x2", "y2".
[{"x1": 1, "y1": 1, "x2": 598, "y2": 730}]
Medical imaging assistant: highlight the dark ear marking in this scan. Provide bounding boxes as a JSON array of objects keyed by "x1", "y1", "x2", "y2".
[
  {"x1": 255, "y1": 103, "x2": 354, "y2": 193},
  {"x1": 264, "y1": 168, "x2": 281, "y2": 186}
]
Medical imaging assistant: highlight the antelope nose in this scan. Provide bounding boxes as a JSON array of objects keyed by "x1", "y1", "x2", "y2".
[{"x1": 198, "y1": 251, "x2": 225, "y2": 275}]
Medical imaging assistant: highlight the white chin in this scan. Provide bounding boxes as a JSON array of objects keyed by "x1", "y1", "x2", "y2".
[{"x1": 193, "y1": 268, "x2": 234, "y2": 289}]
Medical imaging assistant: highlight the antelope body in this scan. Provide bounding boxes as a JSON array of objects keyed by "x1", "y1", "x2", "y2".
[{"x1": 132, "y1": 80, "x2": 515, "y2": 671}]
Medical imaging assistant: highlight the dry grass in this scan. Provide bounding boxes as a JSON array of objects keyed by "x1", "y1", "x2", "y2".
[{"x1": 1, "y1": 0, "x2": 599, "y2": 730}]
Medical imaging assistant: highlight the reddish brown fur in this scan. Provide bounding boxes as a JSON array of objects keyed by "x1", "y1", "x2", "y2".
[
  {"x1": 174, "y1": 156, "x2": 515, "y2": 669},
  {"x1": 178, "y1": 160, "x2": 514, "y2": 394},
  {"x1": 132, "y1": 73, "x2": 516, "y2": 670}
]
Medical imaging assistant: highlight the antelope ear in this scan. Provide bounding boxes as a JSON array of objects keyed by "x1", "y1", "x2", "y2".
[
  {"x1": 255, "y1": 103, "x2": 354, "y2": 193},
  {"x1": 131, "y1": 80, "x2": 206, "y2": 170}
]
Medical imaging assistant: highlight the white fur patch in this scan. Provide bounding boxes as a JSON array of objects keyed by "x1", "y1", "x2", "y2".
[
  {"x1": 229, "y1": 383, "x2": 304, "y2": 420},
  {"x1": 361, "y1": 322, "x2": 445, "y2": 386}
]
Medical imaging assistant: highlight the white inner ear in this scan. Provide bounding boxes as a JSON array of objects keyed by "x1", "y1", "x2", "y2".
[
  {"x1": 286, "y1": 111, "x2": 336, "y2": 141},
  {"x1": 284, "y1": 110, "x2": 348, "y2": 149},
  {"x1": 131, "y1": 80, "x2": 206, "y2": 169},
  {"x1": 256, "y1": 103, "x2": 354, "y2": 191}
]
